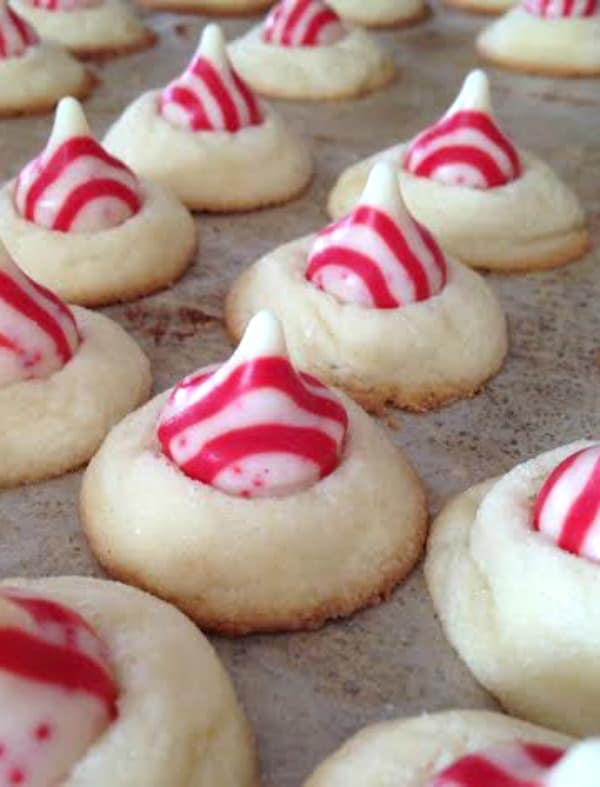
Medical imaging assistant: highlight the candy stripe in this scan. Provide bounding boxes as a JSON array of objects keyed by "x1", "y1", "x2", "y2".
[
  {"x1": 306, "y1": 203, "x2": 447, "y2": 309},
  {"x1": 159, "y1": 54, "x2": 262, "y2": 133},
  {"x1": 28, "y1": 0, "x2": 103, "y2": 10},
  {"x1": 262, "y1": 0, "x2": 344, "y2": 47},
  {"x1": 19, "y1": 137, "x2": 140, "y2": 229},
  {"x1": 533, "y1": 445, "x2": 600, "y2": 560},
  {"x1": 405, "y1": 109, "x2": 521, "y2": 189},
  {"x1": 0, "y1": 269, "x2": 76, "y2": 363},
  {"x1": 0, "y1": 3, "x2": 38, "y2": 59},
  {"x1": 524, "y1": 0, "x2": 597, "y2": 16},
  {"x1": 51, "y1": 178, "x2": 141, "y2": 232},
  {"x1": 159, "y1": 357, "x2": 347, "y2": 438},
  {"x1": 157, "y1": 313, "x2": 348, "y2": 498},
  {"x1": 180, "y1": 424, "x2": 340, "y2": 482},
  {"x1": 0, "y1": 630, "x2": 117, "y2": 717},
  {"x1": 306, "y1": 247, "x2": 398, "y2": 308},
  {"x1": 432, "y1": 743, "x2": 565, "y2": 787}
]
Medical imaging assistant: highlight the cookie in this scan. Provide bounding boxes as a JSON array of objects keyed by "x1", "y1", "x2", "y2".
[
  {"x1": 10, "y1": 0, "x2": 155, "y2": 59},
  {"x1": 0, "y1": 97, "x2": 196, "y2": 306},
  {"x1": 226, "y1": 162, "x2": 508, "y2": 413},
  {"x1": 0, "y1": 243, "x2": 151, "y2": 487},
  {"x1": 103, "y1": 24, "x2": 313, "y2": 212},
  {"x1": 227, "y1": 0, "x2": 395, "y2": 101},
  {"x1": 477, "y1": 4, "x2": 600, "y2": 76},
  {"x1": 0, "y1": 2, "x2": 94, "y2": 116},
  {"x1": 81, "y1": 311, "x2": 427, "y2": 635},
  {"x1": 0, "y1": 576, "x2": 259, "y2": 786},
  {"x1": 426, "y1": 441, "x2": 600, "y2": 736},
  {"x1": 328, "y1": 69, "x2": 589, "y2": 271}
]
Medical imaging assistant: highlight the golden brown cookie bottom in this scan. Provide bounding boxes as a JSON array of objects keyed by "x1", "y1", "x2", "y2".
[
  {"x1": 138, "y1": 0, "x2": 272, "y2": 14},
  {"x1": 82, "y1": 493, "x2": 428, "y2": 637},
  {"x1": 339, "y1": 5, "x2": 431, "y2": 28},
  {"x1": 71, "y1": 27, "x2": 157, "y2": 60},
  {"x1": 442, "y1": 0, "x2": 508, "y2": 16},
  {"x1": 477, "y1": 42, "x2": 600, "y2": 76}
]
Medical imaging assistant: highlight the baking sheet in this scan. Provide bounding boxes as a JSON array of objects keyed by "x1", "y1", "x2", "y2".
[{"x1": 1, "y1": 7, "x2": 599, "y2": 786}]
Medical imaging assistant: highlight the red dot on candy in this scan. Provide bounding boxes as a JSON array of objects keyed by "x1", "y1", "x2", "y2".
[
  {"x1": 8, "y1": 768, "x2": 25, "y2": 784},
  {"x1": 34, "y1": 724, "x2": 52, "y2": 741},
  {"x1": 0, "y1": 744, "x2": 5, "y2": 758}
]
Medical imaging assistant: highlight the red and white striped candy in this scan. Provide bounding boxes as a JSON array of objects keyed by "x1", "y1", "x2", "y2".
[
  {"x1": 431, "y1": 739, "x2": 600, "y2": 787},
  {"x1": 0, "y1": 588, "x2": 118, "y2": 787},
  {"x1": 23, "y1": 0, "x2": 102, "y2": 12},
  {"x1": 159, "y1": 24, "x2": 262, "y2": 133},
  {"x1": 533, "y1": 444, "x2": 600, "y2": 562},
  {"x1": 0, "y1": 243, "x2": 79, "y2": 388},
  {"x1": 262, "y1": 0, "x2": 345, "y2": 47},
  {"x1": 404, "y1": 70, "x2": 521, "y2": 190},
  {"x1": 0, "y1": 1, "x2": 38, "y2": 60},
  {"x1": 306, "y1": 161, "x2": 447, "y2": 309},
  {"x1": 430, "y1": 741, "x2": 565, "y2": 787},
  {"x1": 523, "y1": 0, "x2": 597, "y2": 17},
  {"x1": 15, "y1": 97, "x2": 142, "y2": 234},
  {"x1": 157, "y1": 311, "x2": 348, "y2": 499}
]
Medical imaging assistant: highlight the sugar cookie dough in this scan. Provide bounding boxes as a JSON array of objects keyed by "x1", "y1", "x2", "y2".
[
  {"x1": 477, "y1": 4, "x2": 600, "y2": 76},
  {"x1": 0, "y1": 242, "x2": 151, "y2": 487},
  {"x1": 426, "y1": 440, "x2": 600, "y2": 736},
  {"x1": 0, "y1": 1, "x2": 93, "y2": 116},
  {"x1": 303, "y1": 710, "x2": 572, "y2": 787},
  {"x1": 226, "y1": 163, "x2": 508, "y2": 412},
  {"x1": 0, "y1": 576, "x2": 259, "y2": 787},
  {"x1": 104, "y1": 24, "x2": 312, "y2": 212},
  {"x1": 0, "y1": 97, "x2": 196, "y2": 306},
  {"x1": 10, "y1": 0, "x2": 155, "y2": 58},
  {"x1": 228, "y1": 0, "x2": 395, "y2": 100},
  {"x1": 81, "y1": 312, "x2": 427, "y2": 635},
  {"x1": 138, "y1": 0, "x2": 273, "y2": 15},
  {"x1": 328, "y1": 0, "x2": 430, "y2": 27},
  {"x1": 328, "y1": 70, "x2": 588, "y2": 271}
]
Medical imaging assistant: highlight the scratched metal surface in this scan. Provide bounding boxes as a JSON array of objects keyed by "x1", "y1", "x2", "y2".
[{"x1": 0, "y1": 6, "x2": 599, "y2": 786}]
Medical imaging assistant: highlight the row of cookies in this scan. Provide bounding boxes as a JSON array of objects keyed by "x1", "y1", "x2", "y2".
[
  {"x1": 3, "y1": 0, "x2": 598, "y2": 119},
  {"x1": 4, "y1": 264, "x2": 600, "y2": 778},
  {"x1": 4, "y1": 221, "x2": 600, "y2": 739}
]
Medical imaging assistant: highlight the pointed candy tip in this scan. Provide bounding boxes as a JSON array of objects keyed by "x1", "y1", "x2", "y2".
[
  {"x1": 448, "y1": 68, "x2": 492, "y2": 115},
  {"x1": 237, "y1": 310, "x2": 288, "y2": 362},
  {"x1": 197, "y1": 22, "x2": 229, "y2": 67},
  {"x1": 47, "y1": 97, "x2": 91, "y2": 154},
  {"x1": 359, "y1": 160, "x2": 410, "y2": 219}
]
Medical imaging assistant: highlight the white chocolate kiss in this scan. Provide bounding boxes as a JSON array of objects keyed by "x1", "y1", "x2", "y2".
[
  {"x1": 404, "y1": 69, "x2": 520, "y2": 190},
  {"x1": 0, "y1": 591, "x2": 115, "y2": 787},
  {"x1": 158, "y1": 311, "x2": 348, "y2": 499},
  {"x1": 443, "y1": 69, "x2": 493, "y2": 118},
  {"x1": 307, "y1": 161, "x2": 446, "y2": 308},
  {"x1": 14, "y1": 97, "x2": 141, "y2": 234},
  {"x1": 0, "y1": 244, "x2": 79, "y2": 388},
  {"x1": 545, "y1": 740, "x2": 600, "y2": 787}
]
